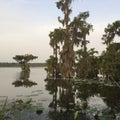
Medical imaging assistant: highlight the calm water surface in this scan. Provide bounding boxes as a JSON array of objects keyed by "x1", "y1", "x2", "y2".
[
  {"x1": 0, "y1": 67, "x2": 52, "y2": 109},
  {"x1": 0, "y1": 67, "x2": 120, "y2": 120}
]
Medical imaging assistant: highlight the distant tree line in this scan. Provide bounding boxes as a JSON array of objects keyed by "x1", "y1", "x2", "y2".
[{"x1": 0, "y1": 62, "x2": 46, "y2": 67}]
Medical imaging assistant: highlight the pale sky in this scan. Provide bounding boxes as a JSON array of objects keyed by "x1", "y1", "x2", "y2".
[{"x1": 0, "y1": 0, "x2": 120, "y2": 62}]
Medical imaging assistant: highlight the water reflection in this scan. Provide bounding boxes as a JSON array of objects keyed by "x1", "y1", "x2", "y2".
[
  {"x1": 45, "y1": 78, "x2": 75, "y2": 109},
  {"x1": 45, "y1": 78, "x2": 76, "y2": 120},
  {"x1": 75, "y1": 82, "x2": 120, "y2": 112},
  {"x1": 12, "y1": 70, "x2": 37, "y2": 87},
  {"x1": 45, "y1": 78, "x2": 120, "y2": 119}
]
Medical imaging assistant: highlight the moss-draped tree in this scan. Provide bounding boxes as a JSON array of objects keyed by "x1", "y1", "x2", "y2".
[
  {"x1": 45, "y1": 0, "x2": 96, "y2": 80},
  {"x1": 13, "y1": 54, "x2": 38, "y2": 72}
]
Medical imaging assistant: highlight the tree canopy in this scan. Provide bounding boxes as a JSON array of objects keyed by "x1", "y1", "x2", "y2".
[{"x1": 13, "y1": 54, "x2": 38, "y2": 72}]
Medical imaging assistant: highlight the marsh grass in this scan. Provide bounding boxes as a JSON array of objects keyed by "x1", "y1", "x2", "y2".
[{"x1": 0, "y1": 96, "x2": 8, "y2": 120}]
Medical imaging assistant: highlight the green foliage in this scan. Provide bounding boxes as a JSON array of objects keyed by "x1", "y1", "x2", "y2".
[
  {"x1": 56, "y1": 0, "x2": 72, "y2": 26},
  {"x1": 3, "y1": 90, "x2": 44, "y2": 119},
  {"x1": 47, "y1": 0, "x2": 94, "y2": 79},
  {"x1": 13, "y1": 54, "x2": 38, "y2": 63},
  {"x1": 74, "y1": 111, "x2": 78, "y2": 120},
  {"x1": 49, "y1": 28, "x2": 65, "y2": 48},
  {"x1": 45, "y1": 55, "x2": 60, "y2": 78},
  {"x1": 99, "y1": 20, "x2": 120, "y2": 85},
  {"x1": 11, "y1": 98, "x2": 32, "y2": 111},
  {"x1": 116, "y1": 113, "x2": 120, "y2": 120},
  {"x1": 87, "y1": 107, "x2": 116, "y2": 120},
  {"x1": 9, "y1": 99, "x2": 43, "y2": 119},
  {"x1": 102, "y1": 20, "x2": 120, "y2": 46},
  {"x1": 100, "y1": 43, "x2": 120, "y2": 82},
  {"x1": 13, "y1": 54, "x2": 38, "y2": 72},
  {"x1": 76, "y1": 48, "x2": 99, "y2": 79},
  {"x1": 70, "y1": 11, "x2": 93, "y2": 47}
]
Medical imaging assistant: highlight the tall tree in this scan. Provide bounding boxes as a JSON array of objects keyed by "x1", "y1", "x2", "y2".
[
  {"x1": 46, "y1": 0, "x2": 94, "y2": 79},
  {"x1": 56, "y1": 1, "x2": 93, "y2": 78},
  {"x1": 56, "y1": 0, "x2": 74, "y2": 78}
]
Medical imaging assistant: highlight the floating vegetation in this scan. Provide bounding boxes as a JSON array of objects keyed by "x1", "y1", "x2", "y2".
[
  {"x1": 28, "y1": 94, "x2": 39, "y2": 97},
  {"x1": 11, "y1": 98, "x2": 32, "y2": 111},
  {"x1": 25, "y1": 95, "x2": 31, "y2": 98},
  {"x1": 40, "y1": 99, "x2": 48, "y2": 102},
  {"x1": 16, "y1": 95, "x2": 24, "y2": 97},
  {"x1": 16, "y1": 89, "x2": 43, "y2": 99},
  {"x1": 2, "y1": 97, "x2": 44, "y2": 120},
  {"x1": 31, "y1": 90, "x2": 43, "y2": 93}
]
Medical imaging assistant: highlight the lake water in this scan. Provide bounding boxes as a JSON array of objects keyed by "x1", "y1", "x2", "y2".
[
  {"x1": 0, "y1": 67, "x2": 52, "y2": 109},
  {"x1": 0, "y1": 67, "x2": 120, "y2": 120}
]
